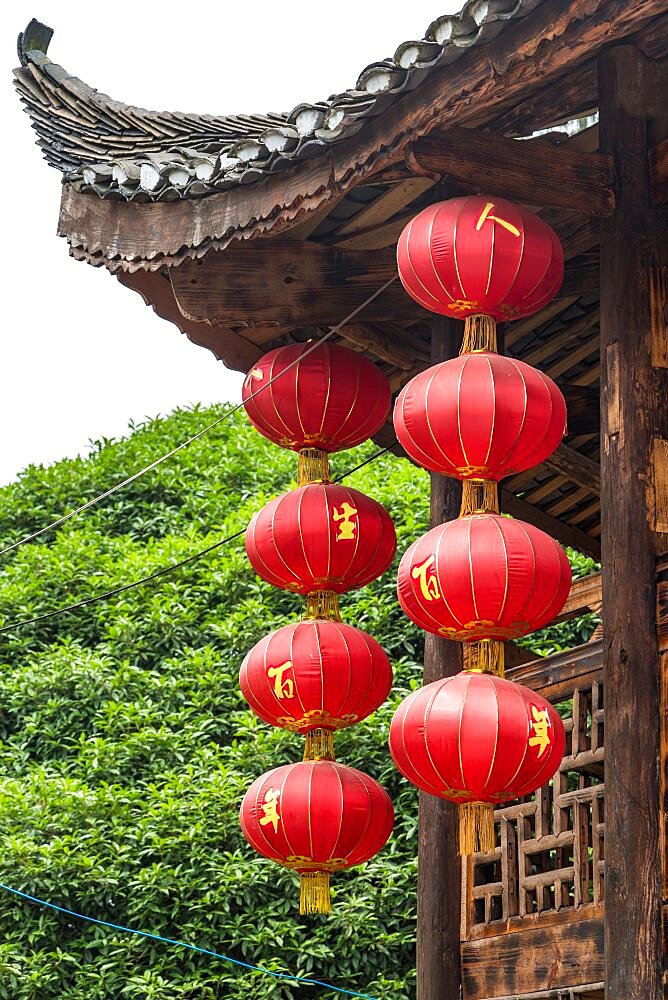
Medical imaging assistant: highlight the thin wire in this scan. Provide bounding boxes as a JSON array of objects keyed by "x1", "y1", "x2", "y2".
[
  {"x1": 0, "y1": 448, "x2": 392, "y2": 633},
  {"x1": 0, "y1": 277, "x2": 397, "y2": 558},
  {"x1": 0, "y1": 883, "x2": 378, "y2": 999}
]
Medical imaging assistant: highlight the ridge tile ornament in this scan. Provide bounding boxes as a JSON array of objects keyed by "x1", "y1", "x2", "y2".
[
  {"x1": 239, "y1": 340, "x2": 395, "y2": 912},
  {"x1": 392, "y1": 194, "x2": 569, "y2": 854}
]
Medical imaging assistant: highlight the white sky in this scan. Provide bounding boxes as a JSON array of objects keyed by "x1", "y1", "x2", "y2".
[{"x1": 1, "y1": 2, "x2": 460, "y2": 486}]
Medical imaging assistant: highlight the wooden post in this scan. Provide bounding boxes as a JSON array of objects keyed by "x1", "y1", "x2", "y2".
[
  {"x1": 598, "y1": 45, "x2": 668, "y2": 1000},
  {"x1": 416, "y1": 316, "x2": 463, "y2": 1000}
]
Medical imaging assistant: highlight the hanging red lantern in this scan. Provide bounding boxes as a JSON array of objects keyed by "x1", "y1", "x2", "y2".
[
  {"x1": 389, "y1": 671, "x2": 565, "y2": 853},
  {"x1": 397, "y1": 514, "x2": 571, "y2": 641},
  {"x1": 240, "y1": 760, "x2": 394, "y2": 913},
  {"x1": 397, "y1": 196, "x2": 563, "y2": 325},
  {"x1": 240, "y1": 619, "x2": 392, "y2": 759},
  {"x1": 242, "y1": 342, "x2": 391, "y2": 453},
  {"x1": 246, "y1": 482, "x2": 396, "y2": 597},
  {"x1": 393, "y1": 352, "x2": 566, "y2": 481}
]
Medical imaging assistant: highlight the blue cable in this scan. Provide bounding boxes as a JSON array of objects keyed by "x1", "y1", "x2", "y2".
[{"x1": 0, "y1": 883, "x2": 378, "y2": 999}]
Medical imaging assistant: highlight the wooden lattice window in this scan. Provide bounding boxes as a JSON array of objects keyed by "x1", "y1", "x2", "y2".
[{"x1": 463, "y1": 649, "x2": 605, "y2": 936}]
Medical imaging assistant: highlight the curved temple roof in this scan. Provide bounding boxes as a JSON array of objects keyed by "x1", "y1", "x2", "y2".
[{"x1": 14, "y1": 3, "x2": 539, "y2": 202}]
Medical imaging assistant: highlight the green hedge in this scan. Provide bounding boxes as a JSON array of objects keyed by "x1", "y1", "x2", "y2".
[{"x1": 0, "y1": 406, "x2": 597, "y2": 999}]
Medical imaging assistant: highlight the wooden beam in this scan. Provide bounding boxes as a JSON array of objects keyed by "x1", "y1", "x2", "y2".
[
  {"x1": 598, "y1": 44, "x2": 666, "y2": 1000},
  {"x1": 543, "y1": 443, "x2": 601, "y2": 494},
  {"x1": 418, "y1": 317, "x2": 462, "y2": 1000},
  {"x1": 336, "y1": 323, "x2": 415, "y2": 370},
  {"x1": 501, "y1": 490, "x2": 601, "y2": 560},
  {"x1": 332, "y1": 177, "x2": 435, "y2": 236},
  {"x1": 169, "y1": 240, "x2": 428, "y2": 327},
  {"x1": 411, "y1": 127, "x2": 615, "y2": 215},
  {"x1": 117, "y1": 270, "x2": 262, "y2": 370}
]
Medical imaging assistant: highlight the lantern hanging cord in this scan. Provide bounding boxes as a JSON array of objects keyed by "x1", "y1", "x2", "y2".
[
  {"x1": 0, "y1": 883, "x2": 378, "y2": 1000},
  {"x1": 0, "y1": 277, "x2": 398, "y2": 559},
  {"x1": 0, "y1": 447, "x2": 391, "y2": 634}
]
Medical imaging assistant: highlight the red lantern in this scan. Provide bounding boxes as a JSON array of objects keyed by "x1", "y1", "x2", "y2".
[
  {"x1": 240, "y1": 620, "x2": 392, "y2": 752},
  {"x1": 246, "y1": 483, "x2": 396, "y2": 596},
  {"x1": 394, "y1": 352, "x2": 566, "y2": 480},
  {"x1": 397, "y1": 196, "x2": 563, "y2": 322},
  {"x1": 240, "y1": 760, "x2": 394, "y2": 913},
  {"x1": 242, "y1": 342, "x2": 391, "y2": 453},
  {"x1": 389, "y1": 671, "x2": 565, "y2": 852},
  {"x1": 397, "y1": 514, "x2": 571, "y2": 641}
]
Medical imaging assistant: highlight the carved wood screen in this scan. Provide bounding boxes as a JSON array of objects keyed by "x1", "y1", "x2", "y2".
[{"x1": 460, "y1": 641, "x2": 606, "y2": 1000}]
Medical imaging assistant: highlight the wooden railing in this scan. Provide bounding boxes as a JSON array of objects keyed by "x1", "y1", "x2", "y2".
[{"x1": 460, "y1": 640, "x2": 605, "y2": 1000}]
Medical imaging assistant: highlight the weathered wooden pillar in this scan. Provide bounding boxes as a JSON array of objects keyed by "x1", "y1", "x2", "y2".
[
  {"x1": 417, "y1": 316, "x2": 462, "y2": 1000},
  {"x1": 598, "y1": 45, "x2": 668, "y2": 1000}
]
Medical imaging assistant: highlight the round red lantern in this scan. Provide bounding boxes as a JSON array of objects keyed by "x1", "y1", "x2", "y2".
[
  {"x1": 246, "y1": 483, "x2": 396, "y2": 596},
  {"x1": 397, "y1": 514, "x2": 571, "y2": 641},
  {"x1": 240, "y1": 619, "x2": 392, "y2": 758},
  {"x1": 240, "y1": 760, "x2": 394, "y2": 912},
  {"x1": 397, "y1": 196, "x2": 563, "y2": 323},
  {"x1": 394, "y1": 352, "x2": 566, "y2": 481},
  {"x1": 242, "y1": 342, "x2": 391, "y2": 453},
  {"x1": 389, "y1": 671, "x2": 565, "y2": 853}
]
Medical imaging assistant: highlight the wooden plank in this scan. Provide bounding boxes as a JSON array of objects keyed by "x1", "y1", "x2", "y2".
[
  {"x1": 558, "y1": 383, "x2": 600, "y2": 436},
  {"x1": 411, "y1": 127, "x2": 615, "y2": 215},
  {"x1": 552, "y1": 573, "x2": 602, "y2": 623},
  {"x1": 598, "y1": 43, "x2": 666, "y2": 1000},
  {"x1": 461, "y1": 917, "x2": 604, "y2": 998},
  {"x1": 169, "y1": 240, "x2": 428, "y2": 327},
  {"x1": 650, "y1": 136, "x2": 668, "y2": 206},
  {"x1": 501, "y1": 490, "x2": 601, "y2": 560},
  {"x1": 418, "y1": 317, "x2": 462, "y2": 1000},
  {"x1": 648, "y1": 437, "x2": 668, "y2": 534},
  {"x1": 332, "y1": 177, "x2": 435, "y2": 236},
  {"x1": 561, "y1": 256, "x2": 600, "y2": 297},
  {"x1": 116, "y1": 270, "x2": 262, "y2": 371},
  {"x1": 543, "y1": 443, "x2": 601, "y2": 494}
]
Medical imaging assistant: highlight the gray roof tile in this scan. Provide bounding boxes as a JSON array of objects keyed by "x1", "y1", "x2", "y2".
[{"x1": 14, "y1": 2, "x2": 540, "y2": 201}]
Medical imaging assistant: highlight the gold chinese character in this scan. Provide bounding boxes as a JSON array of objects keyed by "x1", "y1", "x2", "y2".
[
  {"x1": 447, "y1": 298, "x2": 480, "y2": 312},
  {"x1": 475, "y1": 202, "x2": 521, "y2": 238},
  {"x1": 268, "y1": 660, "x2": 295, "y2": 700},
  {"x1": 259, "y1": 788, "x2": 281, "y2": 834},
  {"x1": 411, "y1": 555, "x2": 440, "y2": 602},
  {"x1": 528, "y1": 706, "x2": 552, "y2": 758},
  {"x1": 332, "y1": 502, "x2": 358, "y2": 541}
]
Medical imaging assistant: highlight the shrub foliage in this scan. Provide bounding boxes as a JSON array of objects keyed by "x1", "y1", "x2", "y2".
[{"x1": 0, "y1": 407, "x2": 597, "y2": 999}]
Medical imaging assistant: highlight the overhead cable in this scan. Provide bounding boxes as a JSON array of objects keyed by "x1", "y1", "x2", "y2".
[
  {"x1": 0, "y1": 883, "x2": 378, "y2": 1000},
  {"x1": 0, "y1": 278, "x2": 397, "y2": 558},
  {"x1": 0, "y1": 447, "x2": 393, "y2": 634}
]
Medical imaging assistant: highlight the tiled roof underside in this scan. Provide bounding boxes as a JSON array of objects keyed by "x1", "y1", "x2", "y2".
[{"x1": 14, "y1": 2, "x2": 540, "y2": 202}]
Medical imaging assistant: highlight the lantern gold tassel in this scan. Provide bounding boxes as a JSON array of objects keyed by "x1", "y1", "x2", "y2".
[
  {"x1": 459, "y1": 802, "x2": 496, "y2": 856},
  {"x1": 300, "y1": 872, "x2": 332, "y2": 915},
  {"x1": 461, "y1": 314, "x2": 497, "y2": 354},
  {"x1": 467, "y1": 639, "x2": 505, "y2": 678},
  {"x1": 304, "y1": 591, "x2": 341, "y2": 622},
  {"x1": 298, "y1": 448, "x2": 331, "y2": 486},
  {"x1": 303, "y1": 728, "x2": 335, "y2": 761},
  {"x1": 460, "y1": 480, "x2": 499, "y2": 516}
]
